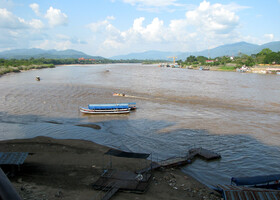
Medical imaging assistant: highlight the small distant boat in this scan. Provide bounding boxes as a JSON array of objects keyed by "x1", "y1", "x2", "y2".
[
  {"x1": 236, "y1": 65, "x2": 249, "y2": 73},
  {"x1": 113, "y1": 93, "x2": 126, "y2": 97},
  {"x1": 80, "y1": 103, "x2": 136, "y2": 114},
  {"x1": 36, "y1": 76, "x2": 40, "y2": 81},
  {"x1": 199, "y1": 66, "x2": 210, "y2": 71}
]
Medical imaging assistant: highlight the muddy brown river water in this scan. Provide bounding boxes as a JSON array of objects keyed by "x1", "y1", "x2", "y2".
[{"x1": 0, "y1": 64, "x2": 280, "y2": 186}]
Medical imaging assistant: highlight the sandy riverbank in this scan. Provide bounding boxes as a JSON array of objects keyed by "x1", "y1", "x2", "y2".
[{"x1": 0, "y1": 136, "x2": 221, "y2": 200}]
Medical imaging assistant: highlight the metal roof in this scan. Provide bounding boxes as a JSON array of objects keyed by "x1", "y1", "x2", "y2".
[
  {"x1": 0, "y1": 152, "x2": 28, "y2": 165},
  {"x1": 217, "y1": 184, "x2": 280, "y2": 200},
  {"x1": 88, "y1": 104, "x2": 129, "y2": 110},
  {"x1": 231, "y1": 174, "x2": 280, "y2": 186}
]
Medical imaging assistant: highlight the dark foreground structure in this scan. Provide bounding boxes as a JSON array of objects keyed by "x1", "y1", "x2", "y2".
[
  {"x1": 0, "y1": 152, "x2": 29, "y2": 200},
  {"x1": 217, "y1": 184, "x2": 280, "y2": 200},
  {"x1": 93, "y1": 147, "x2": 221, "y2": 200},
  {"x1": 93, "y1": 149, "x2": 152, "y2": 200}
]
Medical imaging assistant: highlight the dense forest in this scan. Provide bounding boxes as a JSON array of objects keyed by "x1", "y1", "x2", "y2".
[{"x1": 0, "y1": 48, "x2": 279, "y2": 75}]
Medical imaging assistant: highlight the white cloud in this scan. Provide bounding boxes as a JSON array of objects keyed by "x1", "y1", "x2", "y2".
[
  {"x1": 0, "y1": 8, "x2": 43, "y2": 29},
  {"x1": 0, "y1": 8, "x2": 27, "y2": 29},
  {"x1": 29, "y1": 19, "x2": 44, "y2": 29},
  {"x1": 35, "y1": 39, "x2": 72, "y2": 50},
  {"x1": 45, "y1": 7, "x2": 68, "y2": 27},
  {"x1": 29, "y1": 3, "x2": 40, "y2": 16},
  {"x1": 0, "y1": 5, "x2": 73, "y2": 52},
  {"x1": 264, "y1": 34, "x2": 274, "y2": 41},
  {"x1": 87, "y1": 0, "x2": 243, "y2": 56},
  {"x1": 87, "y1": 20, "x2": 110, "y2": 33},
  {"x1": 87, "y1": 16, "x2": 116, "y2": 33},
  {"x1": 56, "y1": 34, "x2": 87, "y2": 44},
  {"x1": 129, "y1": 17, "x2": 165, "y2": 42},
  {"x1": 103, "y1": 39, "x2": 123, "y2": 49},
  {"x1": 185, "y1": 1, "x2": 239, "y2": 35}
]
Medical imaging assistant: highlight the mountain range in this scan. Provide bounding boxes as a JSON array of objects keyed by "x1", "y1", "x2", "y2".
[
  {"x1": 0, "y1": 49, "x2": 104, "y2": 60},
  {"x1": 0, "y1": 41, "x2": 279, "y2": 60},
  {"x1": 110, "y1": 41, "x2": 280, "y2": 60}
]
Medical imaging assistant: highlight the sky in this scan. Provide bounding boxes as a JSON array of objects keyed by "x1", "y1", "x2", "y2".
[{"x1": 0, "y1": 0, "x2": 279, "y2": 58}]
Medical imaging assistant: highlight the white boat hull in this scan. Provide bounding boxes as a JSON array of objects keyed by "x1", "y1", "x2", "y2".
[{"x1": 80, "y1": 107, "x2": 130, "y2": 114}]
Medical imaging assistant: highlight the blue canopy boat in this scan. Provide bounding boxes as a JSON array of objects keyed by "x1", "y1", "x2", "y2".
[{"x1": 80, "y1": 103, "x2": 136, "y2": 114}]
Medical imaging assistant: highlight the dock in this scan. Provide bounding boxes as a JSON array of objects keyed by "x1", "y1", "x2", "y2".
[
  {"x1": 137, "y1": 147, "x2": 221, "y2": 174},
  {"x1": 93, "y1": 147, "x2": 221, "y2": 200}
]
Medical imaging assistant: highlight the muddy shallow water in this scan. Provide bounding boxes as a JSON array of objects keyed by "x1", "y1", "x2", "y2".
[{"x1": 1, "y1": 64, "x2": 280, "y2": 186}]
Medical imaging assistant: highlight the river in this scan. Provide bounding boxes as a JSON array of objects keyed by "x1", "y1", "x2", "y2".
[{"x1": 0, "y1": 63, "x2": 280, "y2": 186}]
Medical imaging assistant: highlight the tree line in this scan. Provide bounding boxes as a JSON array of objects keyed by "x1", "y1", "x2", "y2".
[
  {"x1": 177, "y1": 48, "x2": 280, "y2": 68},
  {"x1": 0, "y1": 57, "x2": 166, "y2": 75}
]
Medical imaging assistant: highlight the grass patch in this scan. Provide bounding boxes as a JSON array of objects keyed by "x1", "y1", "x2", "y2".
[{"x1": 218, "y1": 66, "x2": 236, "y2": 71}]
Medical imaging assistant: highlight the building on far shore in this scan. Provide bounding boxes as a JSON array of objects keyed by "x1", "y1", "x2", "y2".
[
  {"x1": 78, "y1": 57, "x2": 95, "y2": 61},
  {"x1": 206, "y1": 60, "x2": 215, "y2": 64}
]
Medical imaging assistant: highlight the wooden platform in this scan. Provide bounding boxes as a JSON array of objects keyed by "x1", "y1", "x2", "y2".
[{"x1": 137, "y1": 147, "x2": 221, "y2": 174}]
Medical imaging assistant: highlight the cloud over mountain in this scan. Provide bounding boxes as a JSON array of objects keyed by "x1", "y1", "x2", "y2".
[
  {"x1": 45, "y1": 7, "x2": 68, "y2": 27},
  {"x1": 87, "y1": 1, "x2": 245, "y2": 56},
  {"x1": 0, "y1": 1, "x2": 278, "y2": 57}
]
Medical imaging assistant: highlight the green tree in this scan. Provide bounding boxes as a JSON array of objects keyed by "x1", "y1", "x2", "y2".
[
  {"x1": 245, "y1": 56, "x2": 255, "y2": 66},
  {"x1": 197, "y1": 56, "x2": 207, "y2": 64},
  {"x1": 264, "y1": 52, "x2": 280, "y2": 64},
  {"x1": 186, "y1": 55, "x2": 197, "y2": 63},
  {"x1": 219, "y1": 56, "x2": 231, "y2": 65},
  {"x1": 256, "y1": 48, "x2": 272, "y2": 64},
  {"x1": 258, "y1": 48, "x2": 273, "y2": 55}
]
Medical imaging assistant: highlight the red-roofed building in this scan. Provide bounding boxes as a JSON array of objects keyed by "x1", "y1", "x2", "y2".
[{"x1": 206, "y1": 60, "x2": 214, "y2": 63}]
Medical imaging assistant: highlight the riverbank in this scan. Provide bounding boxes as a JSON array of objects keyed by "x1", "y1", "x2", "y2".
[
  {"x1": 0, "y1": 64, "x2": 55, "y2": 76},
  {"x1": 184, "y1": 65, "x2": 280, "y2": 73},
  {"x1": 0, "y1": 136, "x2": 221, "y2": 200}
]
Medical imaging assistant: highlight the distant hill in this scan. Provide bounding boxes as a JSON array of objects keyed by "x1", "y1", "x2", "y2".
[
  {"x1": 0, "y1": 48, "x2": 104, "y2": 59},
  {"x1": 1, "y1": 41, "x2": 279, "y2": 60},
  {"x1": 110, "y1": 41, "x2": 280, "y2": 60},
  {"x1": 178, "y1": 42, "x2": 259, "y2": 59},
  {"x1": 110, "y1": 50, "x2": 183, "y2": 60}
]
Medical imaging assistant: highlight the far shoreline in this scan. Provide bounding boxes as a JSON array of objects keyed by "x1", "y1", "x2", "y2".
[{"x1": 1, "y1": 63, "x2": 279, "y2": 78}]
